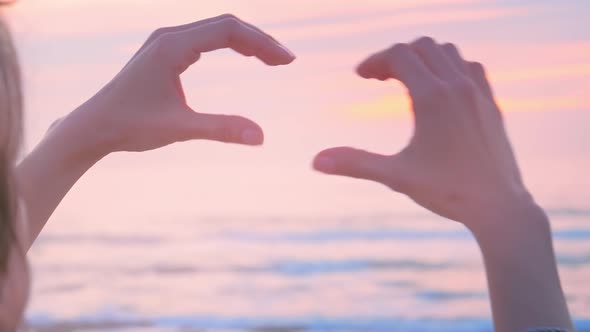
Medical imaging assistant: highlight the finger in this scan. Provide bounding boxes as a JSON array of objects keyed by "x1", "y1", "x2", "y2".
[
  {"x1": 149, "y1": 17, "x2": 295, "y2": 73},
  {"x1": 356, "y1": 43, "x2": 439, "y2": 93},
  {"x1": 469, "y1": 61, "x2": 494, "y2": 100},
  {"x1": 313, "y1": 147, "x2": 407, "y2": 191},
  {"x1": 410, "y1": 37, "x2": 460, "y2": 80},
  {"x1": 129, "y1": 14, "x2": 281, "y2": 64},
  {"x1": 176, "y1": 111, "x2": 264, "y2": 145},
  {"x1": 47, "y1": 117, "x2": 64, "y2": 133},
  {"x1": 441, "y1": 43, "x2": 468, "y2": 74}
]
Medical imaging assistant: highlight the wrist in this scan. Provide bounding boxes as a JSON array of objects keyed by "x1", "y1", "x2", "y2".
[
  {"x1": 45, "y1": 107, "x2": 112, "y2": 166},
  {"x1": 465, "y1": 198, "x2": 573, "y2": 331},
  {"x1": 468, "y1": 197, "x2": 551, "y2": 255},
  {"x1": 463, "y1": 187, "x2": 544, "y2": 234}
]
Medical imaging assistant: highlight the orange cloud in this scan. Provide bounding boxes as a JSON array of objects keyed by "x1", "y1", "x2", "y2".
[
  {"x1": 344, "y1": 94, "x2": 587, "y2": 118},
  {"x1": 8, "y1": 0, "x2": 479, "y2": 39},
  {"x1": 343, "y1": 95, "x2": 411, "y2": 118},
  {"x1": 493, "y1": 63, "x2": 590, "y2": 82},
  {"x1": 461, "y1": 41, "x2": 590, "y2": 69},
  {"x1": 499, "y1": 96, "x2": 587, "y2": 113},
  {"x1": 272, "y1": 6, "x2": 529, "y2": 42}
]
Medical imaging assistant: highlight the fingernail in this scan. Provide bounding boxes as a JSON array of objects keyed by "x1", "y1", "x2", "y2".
[
  {"x1": 314, "y1": 156, "x2": 335, "y2": 173},
  {"x1": 279, "y1": 44, "x2": 296, "y2": 59},
  {"x1": 241, "y1": 128, "x2": 263, "y2": 145}
]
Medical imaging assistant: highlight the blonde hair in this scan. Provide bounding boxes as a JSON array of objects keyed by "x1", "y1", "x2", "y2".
[{"x1": 0, "y1": 15, "x2": 23, "y2": 274}]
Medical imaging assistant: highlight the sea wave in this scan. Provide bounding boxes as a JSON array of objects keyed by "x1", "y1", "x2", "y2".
[
  {"x1": 225, "y1": 228, "x2": 590, "y2": 243},
  {"x1": 26, "y1": 314, "x2": 590, "y2": 332}
]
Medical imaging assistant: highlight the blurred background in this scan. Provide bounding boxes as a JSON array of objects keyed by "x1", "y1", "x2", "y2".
[{"x1": 7, "y1": 0, "x2": 589, "y2": 331}]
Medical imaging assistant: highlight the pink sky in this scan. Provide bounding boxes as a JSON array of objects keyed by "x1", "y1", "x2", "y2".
[{"x1": 5, "y1": 0, "x2": 589, "y2": 223}]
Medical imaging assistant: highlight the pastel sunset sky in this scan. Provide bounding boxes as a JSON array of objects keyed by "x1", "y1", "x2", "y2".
[{"x1": 5, "y1": 0, "x2": 589, "y2": 223}]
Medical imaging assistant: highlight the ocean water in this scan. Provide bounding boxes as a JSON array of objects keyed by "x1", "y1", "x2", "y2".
[
  {"x1": 25, "y1": 207, "x2": 590, "y2": 332},
  {"x1": 20, "y1": 110, "x2": 590, "y2": 332}
]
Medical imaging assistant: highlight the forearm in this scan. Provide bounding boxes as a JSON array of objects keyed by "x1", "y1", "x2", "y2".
[
  {"x1": 470, "y1": 202, "x2": 573, "y2": 332},
  {"x1": 16, "y1": 108, "x2": 107, "y2": 249}
]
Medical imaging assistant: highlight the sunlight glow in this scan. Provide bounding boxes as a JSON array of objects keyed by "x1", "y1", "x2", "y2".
[
  {"x1": 345, "y1": 94, "x2": 586, "y2": 118},
  {"x1": 344, "y1": 95, "x2": 411, "y2": 118},
  {"x1": 494, "y1": 63, "x2": 590, "y2": 82}
]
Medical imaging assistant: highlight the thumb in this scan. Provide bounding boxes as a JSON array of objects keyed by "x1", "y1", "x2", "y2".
[
  {"x1": 177, "y1": 111, "x2": 264, "y2": 145},
  {"x1": 313, "y1": 147, "x2": 406, "y2": 191}
]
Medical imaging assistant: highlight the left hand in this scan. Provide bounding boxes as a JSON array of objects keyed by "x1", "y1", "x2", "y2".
[
  {"x1": 313, "y1": 37, "x2": 528, "y2": 228},
  {"x1": 62, "y1": 14, "x2": 295, "y2": 157}
]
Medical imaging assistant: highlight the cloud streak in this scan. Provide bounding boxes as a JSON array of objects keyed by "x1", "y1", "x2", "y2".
[{"x1": 343, "y1": 94, "x2": 587, "y2": 118}]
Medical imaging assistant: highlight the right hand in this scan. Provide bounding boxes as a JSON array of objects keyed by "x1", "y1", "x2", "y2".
[{"x1": 314, "y1": 37, "x2": 534, "y2": 230}]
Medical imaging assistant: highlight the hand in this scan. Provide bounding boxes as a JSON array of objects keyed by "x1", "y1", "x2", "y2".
[
  {"x1": 313, "y1": 37, "x2": 532, "y2": 230},
  {"x1": 15, "y1": 15, "x2": 293, "y2": 246},
  {"x1": 64, "y1": 14, "x2": 295, "y2": 157}
]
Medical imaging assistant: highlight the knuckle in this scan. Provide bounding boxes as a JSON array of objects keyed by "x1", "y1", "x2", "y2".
[
  {"x1": 470, "y1": 61, "x2": 486, "y2": 74},
  {"x1": 218, "y1": 13, "x2": 238, "y2": 20},
  {"x1": 153, "y1": 31, "x2": 174, "y2": 45},
  {"x1": 413, "y1": 81, "x2": 450, "y2": 104},
  {"x1": 386, "y1": 43, "x2": 411, "y2": 59},
  {"x1": 442, "y1": 42, "x2": 458, "y2": 53},
  {"x1": 413, "y1": 36, "x2": 436, "y2": 50},
  {"x1": 47, "y1": 117, "x2": 63, "y2": 133},
  {"x1": 214, "y1": 125, "x2": 233, "y2": 143},
  {"x1": 148, "y1": 27, "x2": 171, "y2": 41},
  {"x1": 428, "y1": 81, "x2": 451, "y2": 99},
  {"x1": 389, "y1": 43, "x2": 410, "y2": 54},
  {"x1": 214, "y1": 115, "x2": 242, "y2": 142},
  {"x1": 221, "y1": 15, "x2": 241, "y2": 31},
  {"x1": 154, "y1": 32, "x2": 173, "y2": 46},
  {"x1": 450, "y1": 78, "x2": 478, "y2": 98},
  {"x1": 150, "y1": 33, "x2": 175, "y2": 59}
]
